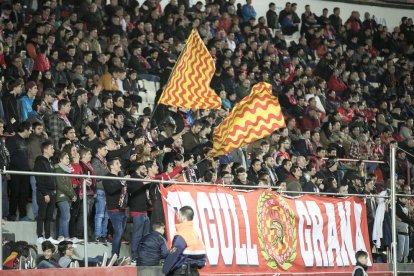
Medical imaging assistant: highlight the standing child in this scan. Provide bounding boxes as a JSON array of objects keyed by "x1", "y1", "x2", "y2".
[{"x1": 353, "y1": 250, "x2": 369, "y2": 276}]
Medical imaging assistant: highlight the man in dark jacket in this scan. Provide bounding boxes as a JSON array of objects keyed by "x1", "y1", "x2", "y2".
[
  {"x1": 103, "y1": 158, "x2": 128, "y2": 257},
  {"x1": 129, "y1": 162, "x2": 150, "y2": 263},
  {"x1": 27, "y1": 122, "x2": 48, "y2": 220},
  {"x1": 247, "y1": 159, "x2": 261, "y2": 184},
  {"x1": 91, "y1": 142, "x2": 110, "y2": 243},
  {"x1": 137, "y1": 221, "x2": 169, "y2": 266},
  {"x1": 68, "y1": 89, "x2": 88, "y2": 135},
  {"x1": 3, "y1": 79, "x2": 24, "y2": 133},
  {"x1": 182, "y1": 120, "x2": 202, "y2": 153},
  {"x1": 0, "y1": 119, "x2": 10, "y2": 218},
  {"x1": 6, "y1": 121, "x2": 32, "y2": 221},
  {"x1": 33, "y1": 140, "x2": 57, "y2": 244},
  {"x1": 266, "y1": 3, "x2": 279, "y2": 35},
  {"x1": 362, "y1": 178, "x2": 376, "y2": 247}
]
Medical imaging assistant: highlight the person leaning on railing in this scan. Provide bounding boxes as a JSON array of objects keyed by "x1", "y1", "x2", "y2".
[
  {"x1": 91, "y1": 142, "x2": 110, "y2": 244},
  {"x1": 103, "y1": 158, "x2": 129, "y2": 257},
  {"x1": 54, "y1": 151, "x2": 77, "y2": 242},
  {"x1": 33, "y1": 140, "x2": 58, "y2": 244}
]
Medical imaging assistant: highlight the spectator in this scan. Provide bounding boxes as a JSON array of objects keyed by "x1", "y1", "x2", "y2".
[
  {"x1": 68, "y1": 89, "x2": 88, "y2": 135},
  {"x1": 303, "y1": 168, "x2": 323, "y2": 193},
  {"x1": 329, "y1": 7, "x2": 342, "y2": 34},
  {"x1": 81, "y1": 122, "x2": 100, "y2": 156},
  {"x1": 27, "y1": 122, "x2": 48, "y2": 220},
  {"x1": 137, "y1": 221, "x2": 169, "y2": 266},
  {"x1": 286, "y1": 165, "x2": 303, "y2": 195},
  {"x1": 363, "y1": 178, "x2": 376, "y2": 246},
  {"x1": 278, "y1": 2, "x2": 291, "y2": 26},
  {"x1": 3, "y1": 79, "x2": 24, "y2": 132},
  {"x1": 233, "y1": 167, "x2": 255, "y2": 187},
  {"x1": 78, "y1": 147, "x2": 96, "y2": 240},
  {"x1": 27, "y1": 98, "x2": 47, "y2": 126},
  {"x1": 396, "y1": 195, "x2": 414, "y2": 263},
  {"x1": 32, "y1": 44, "x2": 51, "y2": 72},
  {"x1": 92, "y1": 142, "x2": 110, "y2": 243},
  {"x1": 281, "y1": 13, "x2": 298, "y2": 36},
  {"x1": 6, "y1": 121, "x2": 32, "y2": 221},
  {"x1": 129, "y1": 162, "x2": 151, "y2": 263},
  {"x1": 103, "y1": 158, "x2": 129, "y2": 257},
  {"x1": 241, "y1": 0, "x2": 256, "y2": 23},
  {"x1": 263, "y1": 154, "x2": 278, "y2": 186},
  {"x1": 247, "y1": 158, "x2": 261, "y2": 184},
  {"x1": 37, "y1": 241, "x2": 60, "y2": 269},
  {"x1": 34, "y1": 140, "x2": 58, "y2": 244},
  {"x1": 20, "y1": 81, "x2": 38, "y2": 122},
  {"x1": 0, "y1": 119, "x2": 10, "y2": 218},
  {"x1": 349, "y1": 134, "x2": 372, "y2": 160},
  {"x1": 47, "y1": 99, "x2": 72, "y2": 148},
  {"x1": 182, "y1": 120, "x2": 203, "y2": 153},
  {"x1": 353, "y1": 250, "x2": 369, "y2": 276},
  {"x1": 266, "y1": 3, "x2": 279, "y2": 35},
  {"x1": 55, "y1": 151, "x2": 76, "y2": 242}
]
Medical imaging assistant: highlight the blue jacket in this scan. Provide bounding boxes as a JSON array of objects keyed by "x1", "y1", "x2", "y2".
[
  {"x1": 162, "y1": 230, "x2": 206, "y2": 274},
  {"x1": 241, "y1": 4, "x2": 256, "y2": 22},
  {"x1": 137, "y1": 231, "x2": 169, "y2": 266},
  {"x1": 20, "y1": 95, "x2": 34, "y2": 122}
]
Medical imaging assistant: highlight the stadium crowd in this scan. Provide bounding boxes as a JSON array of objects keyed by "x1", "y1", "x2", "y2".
[{"x1": 1, "y1": 0, "x2": 414, "y2": 270}]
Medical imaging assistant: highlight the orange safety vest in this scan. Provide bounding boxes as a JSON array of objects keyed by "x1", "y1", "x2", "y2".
[{"x1": 175, "y1": 221, "x2": 206, "y2": 256}]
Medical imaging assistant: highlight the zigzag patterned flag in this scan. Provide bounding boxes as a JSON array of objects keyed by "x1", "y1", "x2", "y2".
[
  {"x1": 210, "y1": 82, "x2": 285, "y2": 157},
  {"x1": 158, "y1": 29, "x2": 221, "y2": 109}
]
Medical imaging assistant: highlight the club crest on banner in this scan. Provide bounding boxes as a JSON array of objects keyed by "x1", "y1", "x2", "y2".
[{"x1": 257, "y1": 192, "x2": 297, "y2": 270}]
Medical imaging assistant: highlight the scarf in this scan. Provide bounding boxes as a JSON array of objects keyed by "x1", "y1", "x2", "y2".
[
  {"x1": 58, "y1": 163, "x2": 72, "y2": 173},
  {"x1": 79, "y1": 161, "x2": 96, "y2": 197},
  {"x1": 58, "y1": 111, "x2": 71, "y2": 126},
  {"x1": 95, "y1": 154, "x2": 107, "y2": 169},
  {"x1": 119, "y1": 179, "x2": 128, "y2": 209}
]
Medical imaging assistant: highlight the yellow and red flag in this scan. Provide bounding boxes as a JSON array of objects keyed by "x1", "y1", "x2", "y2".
[
  {"x1": 158, "y1": 29, "x2": 221, "y2": 109},
  {"x1": 210, "y1": 82, "x2": 285, "y2": 157}
]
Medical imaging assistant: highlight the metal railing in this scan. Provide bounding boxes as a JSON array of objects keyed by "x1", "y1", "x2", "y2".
[{"x1": 0, "y1": 150, "x2": 402, "y2": 273}]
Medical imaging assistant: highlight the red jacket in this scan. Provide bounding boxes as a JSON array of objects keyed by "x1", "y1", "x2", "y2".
[
  {"x1": 33, "y1": 54, "x2": 50, "y2": 72},
  {"x1": 327, "y1": 75, "x2": 347, "y2": 94},
  {"x1": 302, "y1": 115, "x2": 321, "y2": 131},
  {"x1": 338, "y1": 106, "x2": 354, "y2": 123}
]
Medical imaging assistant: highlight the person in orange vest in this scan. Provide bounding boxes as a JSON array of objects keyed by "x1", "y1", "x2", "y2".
[{"x1": 162, "y1": 206, "x2": 206, "y2": 276}]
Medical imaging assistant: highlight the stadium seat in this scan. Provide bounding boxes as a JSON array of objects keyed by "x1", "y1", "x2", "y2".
[
  {"x1": 138, "y1": 80, "x2": 145, "y2": 91},
  {"x1": 138, "y1": 91, "x2": 148, "y2": 103},
  {"x1": 141, "y1": 80, "x2": 159, "y2": 104},
  {"x1": 137, "y1": 103, "x2": 146, "y2": 115}
]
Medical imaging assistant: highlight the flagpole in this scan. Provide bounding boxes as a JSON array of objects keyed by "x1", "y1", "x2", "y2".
[{"x1": 149, "y1": 29, "x2": 196, "y2": 123}]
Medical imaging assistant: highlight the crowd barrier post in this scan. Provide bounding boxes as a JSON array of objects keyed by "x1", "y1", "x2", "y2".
[
  {"x1": 83, "y1": 173, "x2": 89, "y2": 267},
  {"x1": 0, "y1": 172, "x2": 3, "y2": 270},
  {"x1": 390, "y1": 144, "x2": 398, "y2": 276}
]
